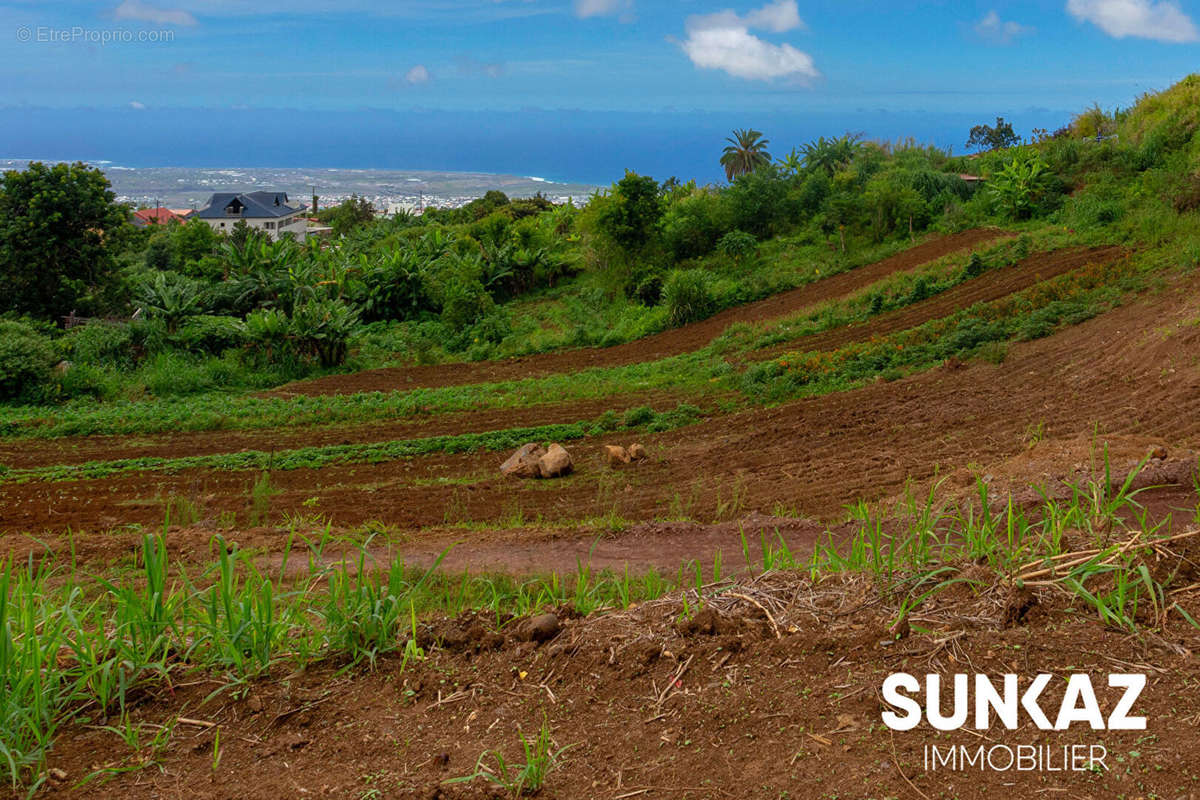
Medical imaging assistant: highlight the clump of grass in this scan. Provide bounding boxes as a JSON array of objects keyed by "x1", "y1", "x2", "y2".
[
  {"x1": 247, "y1": 471, "x2": 279, "y2": 527},
  {"x1": 446, "y1": 720, "x2": 571, "y2": 797}
]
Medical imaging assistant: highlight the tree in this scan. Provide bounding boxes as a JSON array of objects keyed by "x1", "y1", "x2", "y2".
[
  {"x1": 720, "y1": 129, "x2": 771, "y2": 181},
  {"x1": 966, "y1": 117, "x2": 1020, "y2": 152},
  {"x1": 0, "y1": 161, "x2": 127, "y2": 319},
  {"x1": 799, "y1": 134, "x2": 863, "y2": 176},
  {"x1": 592, "y1": 171, "x2": 662, "y2": 255},
  {"x1": 776, "y1": 148, "x2": 804, "y2": 177},
  {"x1": 172, "y1": 217, "x2": 221, "y2": 266},
  {"x1": 321, "y1": 194, "x2": 376, "y2": 237}
]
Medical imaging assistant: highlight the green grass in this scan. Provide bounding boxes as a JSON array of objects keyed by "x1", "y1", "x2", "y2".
[
  {"x1": 808, "y1": 449, "x2": 1200, "y2": 634},
  {"x1": 0, "y1": 354, "x2": 720, "y2": 441},
  {"x1": 0, "y1": 405, "x2": 703, "y2": 484},
  {"x1": 738, "y1": 248, "x2": 1145, "y2": 402},
  {"x1": 3, "y1": 456, "x2": 1197, "y2": 791},
  {"x1": 0, "y1": 523, "x2": 713, "y2": 790}
]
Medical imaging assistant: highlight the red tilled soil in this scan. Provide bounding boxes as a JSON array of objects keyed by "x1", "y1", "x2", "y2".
[
  {"x1": 0, "y1": 391, "x2": 708, "y2": 470},
  {"x1": 748, "y1": 245, "x2": 1126, "y2": 361},
  {"x1": 4, "y1": 268, "x2": 1199, "y2": 576},
  {"x1": 32, "y1": 572, "x2": 1200, "y2": 799},
  {"x1": 274, "y1": 228, "x2": 1007, "y2": 397}
]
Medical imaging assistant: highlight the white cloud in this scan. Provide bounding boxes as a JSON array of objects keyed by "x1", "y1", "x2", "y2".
[
  {"x1": 744, "y1": 0, "x2": 802, "y2": 33},
  {"x1": 974, "y1": 10, "x2": 1033, "y2": 43},
  {"x1": 574, "y1": 0, "x2": 633, "y2": 20},
  {"x1": 1066, "y1": 0, "x2": 1199, "y2": 42},
  {"x1": 129, "y1": 100, "x2": 146, "y2": 109},
  {"x1": 113, "y1": 0, "x2": 196, "y2": 26},
  {"x1": 404, "y1": 65, "x2": 430, "y2": 84},
  {"x1": 680, "y1": 1, "x2": 817, "y2": 82}
]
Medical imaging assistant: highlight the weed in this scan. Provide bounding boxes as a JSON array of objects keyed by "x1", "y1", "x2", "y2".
[{"x1": 447, "y1": 720, "x2": 570, "y2": 796}]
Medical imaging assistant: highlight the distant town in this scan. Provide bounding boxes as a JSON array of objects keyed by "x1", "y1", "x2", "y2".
[{"x1": 0, "y1": 160, "x2": 598, "y2": 221}]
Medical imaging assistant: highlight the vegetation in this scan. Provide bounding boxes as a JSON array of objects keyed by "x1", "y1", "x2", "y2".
[
  {"x1": 1, "y1": 404, "x2": 702, "y2": 483},
  {"x1": 7, "y1": 76, "x2": 1200, "y2": 795},
  {"x1": 720, "y1": 128, "x2": 772, "y2": 180},
  {"x1": 0, "y1": 162, "x2": 128, "y2": 320},
  {"x1": 966, "y1": 116, "x2": 1020, "y2": 151}
]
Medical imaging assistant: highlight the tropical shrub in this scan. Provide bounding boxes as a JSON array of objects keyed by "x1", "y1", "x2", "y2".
[
  {"x1": 60, "y1": 321, "x2": 134, "y2": 369},
  {"x1": 439, "y1": 277, "x2": 495, "y2": 331},
  {"x1": 660, "y1": 188, "x2": 731, "y2": 261},
  {"x1": 244, "y1": 308, "x2": 292, "y2": 364},
  {"x1": 988, "y1": 151, "x2": 1054, "y2": 219},
  {"x1": 717, "y1": 230, "x2": 757, "y2": 262},
  {"x1": 137, "y1": 271, "x2": 206, "y2": 333},
  {"x1": 171, "y1": 315, "x2": 246, "y2": 356},
  {"x1": 0, "y1": 320, "x2": 56, "y2": 401},
  {"x1": 290, "y1": 298, "x2": 359, "y2": 367},
  {"x1": 662, "y1": 268, "x2": 716, "y2": 327}
]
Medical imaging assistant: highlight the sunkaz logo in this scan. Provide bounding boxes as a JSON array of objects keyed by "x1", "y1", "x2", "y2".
[
  {"x1": 881, "y1": 673, "x2": 1146, "y2": 774},
  {"x1": 881, "y1": 673, "x2": 1146, "y2": 731}
]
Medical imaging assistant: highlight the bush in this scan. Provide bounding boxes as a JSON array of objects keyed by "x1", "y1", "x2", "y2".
[
  {"x1": 56, "y1": 362, "x2": 124, "y2": 402},
  {"x1": 290, "y1": 298, "x2": 359, "y2": 367},
  {"x1": 964, "y1": 252, "x2": 986, "y2": 278},
  {"x1": 659, "y1": 188, "x2": 731, "y2": 261},
  {"x1": 440, "y1": 277, "x2": 495, "y2": 331},
  {"x1": 60, "y1": 322, "x2": 134, "y2": 368},
  {"x1": 622, "y1": 406, "x2": 655, "y2": 427},
  {"x1": 171, "y1": 315, "x2": 246, "y2": 356},
  {"x1": 136, "y1": 271, "x2": 206, "y2": 333},
  {"x1": 140, "y1": 351, "x2": 217, "y2": 396},
  {"x1": 468, "y1": 310, "x2": 512, "y2": 345},
  {"x1": 0, "y1": 320, "x2": 56, "y2": 401},
  {"x1": 717, "y1": 230, "x2": 757, "y2": 262},
  {"x1": 942, "y1": 318, "x2": 1007, "y2": 353},
  {"x1": 723, "y1": 166, "x2": 795, "y2": 238},
  {"x1": 662, "y1": 268, "x2": 716, "y2": 327},
  {"x1": 632, "y1": 274, "x2": 664, "y2": 306}
]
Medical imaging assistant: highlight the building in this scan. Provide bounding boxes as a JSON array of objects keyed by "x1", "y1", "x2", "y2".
[
  {"x1": 131, "y1": 207, "x2": 192, "y2": 227},
  {"x1": 191, "y1": 191, "x2": 308, "y2": 240}
]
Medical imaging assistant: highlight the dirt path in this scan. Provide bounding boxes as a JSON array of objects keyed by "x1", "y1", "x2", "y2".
[{"x1": 275, "y1": 228, "x2": 1007, "y2": 397}]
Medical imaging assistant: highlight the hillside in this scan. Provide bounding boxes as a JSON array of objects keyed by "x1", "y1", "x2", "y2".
[{"x1": 2, "y1": 77, "x2": 1200, "y2": 799}]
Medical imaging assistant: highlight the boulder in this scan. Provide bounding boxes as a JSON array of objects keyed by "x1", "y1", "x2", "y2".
[
  {"x1": 500, "y1": 443, "x2": 547, "y2": 478},
  {"x1": 519, "y1": 613, "x2": 561, "y2": 643},
  {"x1": 604, "y1": 445, "x2": 631, "y2": 467},
  {"x1": 628, "y1": 443, "x2": 648, "y2": 461},
  {"x1": 538, "y1": 443, "x2": 573, "y2": 479}
]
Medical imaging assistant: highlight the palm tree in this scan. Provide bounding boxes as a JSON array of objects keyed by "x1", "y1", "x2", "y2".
[
  {"x1": 776, "y1": 147, "x2": 804, "y2": 177},
  {"x1": 720, "y1": 129, "x2": 771, "y2": 181},
  {"x1": 800, "y1": 133, "x2": 864, "y2": 176}
]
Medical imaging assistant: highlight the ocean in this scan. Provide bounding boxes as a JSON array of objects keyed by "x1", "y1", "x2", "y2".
[{"x1": 1, "y1": 107, "x2": 1071, "y2": 190}]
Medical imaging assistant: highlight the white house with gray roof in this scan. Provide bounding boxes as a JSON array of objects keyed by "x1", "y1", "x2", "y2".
[{"x1": 192, "y1": 191, "x2": 308, "y2": 241}]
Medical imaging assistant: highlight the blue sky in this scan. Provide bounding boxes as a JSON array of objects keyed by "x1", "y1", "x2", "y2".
[
  {"x1": 2, "y1": 1, "x2": 1199, "y2": 181},
  {"x1": 2, "y1": 0, "x2": 1198, "y2": 113}
]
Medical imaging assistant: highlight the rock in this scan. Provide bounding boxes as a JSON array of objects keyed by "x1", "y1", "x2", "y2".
[
  {"x1": 1149, "y1": 445, "x2": 1168, "y2": 460},
  {"x1": 520, "y1": 613, "x2": 561, "y2": 643},
  {"x1": 627, "y1": 443, "x2": 647, "y2": 461},
  {"x1": 537, "y1": 443, "x2": 573, "y2": 479},
  {"x1": 47, "y1": 768, "x2": 68, "y2": 783},
  {"x1": 604, "y1": 445, "x2": 631, "y2": 467},
  {"x1": 500, "y1": 443, "x2": 547, "y2": 478}
]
